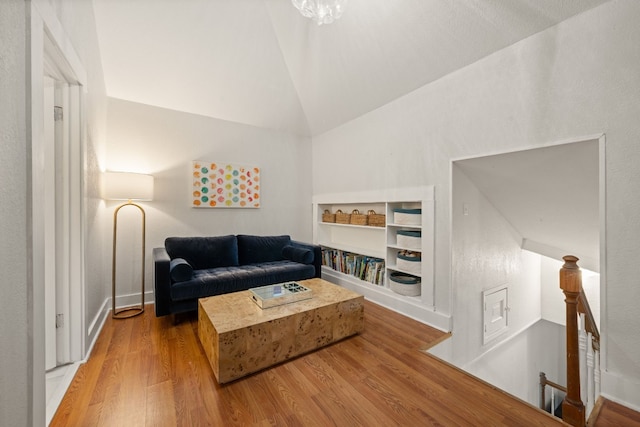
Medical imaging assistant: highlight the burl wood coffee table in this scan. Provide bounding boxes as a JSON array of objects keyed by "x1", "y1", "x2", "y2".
[{"x1": 198, "y1": 278, "x2": 364, "y2": 383}]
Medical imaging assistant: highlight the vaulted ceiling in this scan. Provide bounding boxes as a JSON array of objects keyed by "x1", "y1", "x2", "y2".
[{"x1": 93, "y1": 0, "x2": 611, "y2": 137}]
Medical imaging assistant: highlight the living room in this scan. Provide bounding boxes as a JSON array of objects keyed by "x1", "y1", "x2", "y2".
[{"x1": 3, "y1": 0, "x2": 640, "y2": 425}]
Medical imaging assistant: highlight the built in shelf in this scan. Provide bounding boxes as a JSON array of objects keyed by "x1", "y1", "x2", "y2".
[
  {"x1": 313, "y1": 188, "x2": 433, "y2": 303},
  {"x1": 319, "y1": 222, "x2": 386, "y2": 231}
]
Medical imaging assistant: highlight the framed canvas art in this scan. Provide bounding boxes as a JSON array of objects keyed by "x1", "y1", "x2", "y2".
[{"x1": 192, "y1": 161, "x2": 260, "y2": 208}]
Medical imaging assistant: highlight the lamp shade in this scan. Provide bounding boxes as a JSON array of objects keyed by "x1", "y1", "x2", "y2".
[{"x1": 103, "y1": 172, "x2": 154, "y2": 201}]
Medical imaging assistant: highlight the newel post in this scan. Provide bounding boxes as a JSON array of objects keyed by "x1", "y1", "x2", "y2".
[{"x1": 560, "y1": 255, "x2": 586, "y2": 427}]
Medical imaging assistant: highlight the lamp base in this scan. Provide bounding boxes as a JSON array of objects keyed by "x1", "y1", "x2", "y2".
[
  {"x1": 111, "y1": 201, "x2": 147, "y2": 321},
  {"x1": 113, "y1": 305, "x2": 144, "y2": 319}
]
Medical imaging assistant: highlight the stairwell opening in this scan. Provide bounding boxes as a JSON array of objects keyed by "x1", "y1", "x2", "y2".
[{"x1": 437, "y1": 136, "x2": 603, "y2": 410}]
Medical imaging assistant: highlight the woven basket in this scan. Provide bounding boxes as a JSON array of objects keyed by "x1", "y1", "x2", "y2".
[
  {"x1": 397, "y1": 250, "x2": 421, "y2": 275},
  {"x1": 397, "y1": 230, "x2": 421, "y2": 249},
  {"x1": 350, "y1": 209, "x2": 368, "y2": 225},
  {"x1": 322, "y1": 209, "x2": 336, "y2": 223},
  {"x1": 335, "y1": 209, "x2": 351, "y2": 224},
  {"x1": 367, "y1": 210, "x2": 386, "y2": 227},
  {"x1": 389, "y1": 272, "x2": 421, "y2": 296},
  {"x1": 393, "y1": 208, "x2": 422, "y2": 225}
]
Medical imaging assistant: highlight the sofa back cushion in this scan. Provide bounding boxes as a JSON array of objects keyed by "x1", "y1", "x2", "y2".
[
  {"x1": 165, "y1": 235, "x2": 239, "y2": 270},
  {"x1": 237, "y1": 235, "x2": 291, "y2": 265}
]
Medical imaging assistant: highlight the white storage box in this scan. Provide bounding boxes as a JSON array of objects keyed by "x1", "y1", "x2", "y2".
[
  {"x1": 396, "y1": 251, "x2": 421, "y2": 275},
  {"x1": 389, "y1": 272, "x2": 421, "y2": 296},
  {"x1": 397, "y1": 230, "x2": 421, "y2": 249},
  {"x1": 393, "y1": 208, "x2": 422, "y2": 225}
]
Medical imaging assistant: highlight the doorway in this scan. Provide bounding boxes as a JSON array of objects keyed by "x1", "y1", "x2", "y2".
[
  {"x1": 33, "y1": 22, "x2": 87, "y2": 424},
  {"x1": 43, "y1": 77, "x2": 73, "y2": 371},
  {"x1": 448, "y1": 136, "x2": 604, "y2": 405}
]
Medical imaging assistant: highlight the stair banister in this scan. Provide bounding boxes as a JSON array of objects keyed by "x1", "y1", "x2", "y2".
[
  {"x1": 578, "y1": 289, "x2": 600, "y2": 351},
  {"x1": 560, "y1": 255, "x2": 586, "y2": 427}
]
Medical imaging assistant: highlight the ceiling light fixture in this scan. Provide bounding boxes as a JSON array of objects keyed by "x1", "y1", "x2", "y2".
[{"x1": 291, "y1": 0, "x2": 347, "y2": 26}]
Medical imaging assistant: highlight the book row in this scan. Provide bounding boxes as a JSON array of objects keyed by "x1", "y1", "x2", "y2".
[{"x1": 321, "y1": 248, "x2": 385, "y2": 286}]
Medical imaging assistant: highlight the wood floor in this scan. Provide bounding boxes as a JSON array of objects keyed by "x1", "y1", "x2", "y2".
[
  {"x1": 591, "y1": 399, "x2": 640, "y2": 427},
  {"x1": 50, "y1": 301, "x2": 633, "y2": 426}
]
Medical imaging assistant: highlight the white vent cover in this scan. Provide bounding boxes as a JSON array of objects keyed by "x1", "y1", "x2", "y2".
[{"x1": 483, "y1": 285, "x2": 509, "y2": 344}]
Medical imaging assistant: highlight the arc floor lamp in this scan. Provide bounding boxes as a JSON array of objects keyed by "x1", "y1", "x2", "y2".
[{"x1": 104, "y1": 171, "x2": 154, "y2": 319}]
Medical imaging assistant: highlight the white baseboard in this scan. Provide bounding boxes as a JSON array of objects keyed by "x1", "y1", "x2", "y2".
[
  {"x1": 113, "y1": 290, "x2": 155, "y2": 311},
  {"x1": 87, "y1": 297, "x2": 110, "y2": 349},
  {"x1": 601, "y1": 371, "x2": 640, "y2": 412}
]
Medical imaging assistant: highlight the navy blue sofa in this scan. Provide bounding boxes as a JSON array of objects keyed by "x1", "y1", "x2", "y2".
[{"x1": 153, "y1": 234, "x2": 321, "y2": 317}]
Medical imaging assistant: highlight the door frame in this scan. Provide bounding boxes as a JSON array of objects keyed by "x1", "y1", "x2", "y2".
[{"x1": 29, "y1": 1, "x2": 87, "y2": 423}]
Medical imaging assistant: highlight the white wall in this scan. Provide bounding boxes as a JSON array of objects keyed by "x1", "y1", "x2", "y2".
[
  {"x1": 541, "y1": 255, "x2": 601, "y2": 329},
  {"x1": 465, "y1": 320, "x2": 566, "y2": 407},
  {"x1": 312, "y1": 0, "x2": 640, "y2": 408},
  {"x1": 0, "y1": 2, "x2": 29, "y2": 424},
  {"x1": 105, "y1": 98, "x2": 313, "y2": 299},
  {"x1": 448, "y1": 165, "x2": 541, "y2": 365}
]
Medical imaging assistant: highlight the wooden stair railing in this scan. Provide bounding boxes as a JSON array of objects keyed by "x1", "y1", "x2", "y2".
[
  {"x1": 560, "y1": 255, "x2": 601, "y2": 427},
  {"x1": 540, "y1": 371, "x2": 567, "y2": 415},
  {"x1": 578, "y1": 289, "x2": 600, "y2": 352}
]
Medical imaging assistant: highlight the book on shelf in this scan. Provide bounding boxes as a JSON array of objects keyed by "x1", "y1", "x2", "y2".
[{"x1": 321, "y1": 247, "x2": 385, "y2": 286}]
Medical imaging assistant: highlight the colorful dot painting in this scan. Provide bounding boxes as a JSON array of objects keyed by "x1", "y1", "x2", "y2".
[{"x1": 192, "y1": 161, "x2": 261, "y2": 208}]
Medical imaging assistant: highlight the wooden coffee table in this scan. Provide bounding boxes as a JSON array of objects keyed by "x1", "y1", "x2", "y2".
[{"x1": 198, "y1": 278, "x2": 364, "y2": 383}]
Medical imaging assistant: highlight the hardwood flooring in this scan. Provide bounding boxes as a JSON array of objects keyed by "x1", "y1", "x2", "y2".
[
  {"x1": 52, "y1": 301, "x2": 620, "y2": 426},
  {"x1": 591, "y1": 398, "x2": 640, "y2": 427}
]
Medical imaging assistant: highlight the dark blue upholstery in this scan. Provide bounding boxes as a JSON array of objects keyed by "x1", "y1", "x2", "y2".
[
  {"x1": 153, "y1": 235, "x2": 322, "y2": 317},
  {"x1": 237, "y1": 234, "x2": 291, "y2": 264},
  {"x1": 169, "y1": 262, "x2": 316, "y2": 302},
  {"x1": 165, "y1": 235, "x2": 238, "y2": 269},
  {"x1": 169, "y1": 258, "x2": 193, "y2": 282},
  {"x1": 282, "y1": 245, "x2": 314, "y2": 264}
]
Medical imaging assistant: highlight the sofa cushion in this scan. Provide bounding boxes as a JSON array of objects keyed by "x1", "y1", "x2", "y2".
[
  {"x1": 165, "y1": 235, "x2": 239, "y2": 270},
  {"x1": 282, "y1": 245, "x2": 314, "y2": 264},
  {"x1": 169, "y1": 261, "x2": 316, "y2": 302},
  {"x1": 169, "y1": 258, "x2": 193, "y2": 282},
  {"x1": 237, "y1": 235, "x2": 291, "y2": 265}
]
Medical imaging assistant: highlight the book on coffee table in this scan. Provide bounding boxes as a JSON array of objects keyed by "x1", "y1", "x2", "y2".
[{"x1": 249, "y1": 282, "x2": 313, "y2": 309}]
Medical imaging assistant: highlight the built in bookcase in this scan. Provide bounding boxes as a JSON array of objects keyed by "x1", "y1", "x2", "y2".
[{"x1": 312, "y1": 187, "x2": 449, "y2": 331}]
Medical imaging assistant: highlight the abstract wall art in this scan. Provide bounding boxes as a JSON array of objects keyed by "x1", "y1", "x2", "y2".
[{"x1": 192, "y1": 161, "x2": 260, "y2": 208}]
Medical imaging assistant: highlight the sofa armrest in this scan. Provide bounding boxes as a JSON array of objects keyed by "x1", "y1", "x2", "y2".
[
  {"x1": 290, "y1": 240, "x2": 322, "y2": 278},
  {"x1": 153, "y1": 247, "x2": 172, "y2": 316}
]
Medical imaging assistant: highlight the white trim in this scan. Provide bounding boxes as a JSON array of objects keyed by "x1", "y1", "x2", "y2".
[
  {"x1": 69, "y1": 83, "x2": 86, "y2": 362},
  {"x1": 449, "y1": 133, "x2": 605, "y2": 163},
  {"x1": 30, "y1": 2, "x2": 89, "y2": 425},
  {"x1": 29, "y1": 8, "x2": 47, "y2": 425},
  {"x1": 597, "y1": 135, "x2": 608, "y2": 378},
  {"x1": 32, "y1": 0, "x2": 87, "y2": 86},
  {"x1": 34, "y1": 0, "x2": 88, "y2": 362},
  {"x1": 87, "y1": 297, "x2": 110, "y2": 345},
  {"x1": 313, "y1": 186, "x2": 435, "y2": 204},
  {"x1": 113, "y1": 291, "x2": 156, "y2": 312}
]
